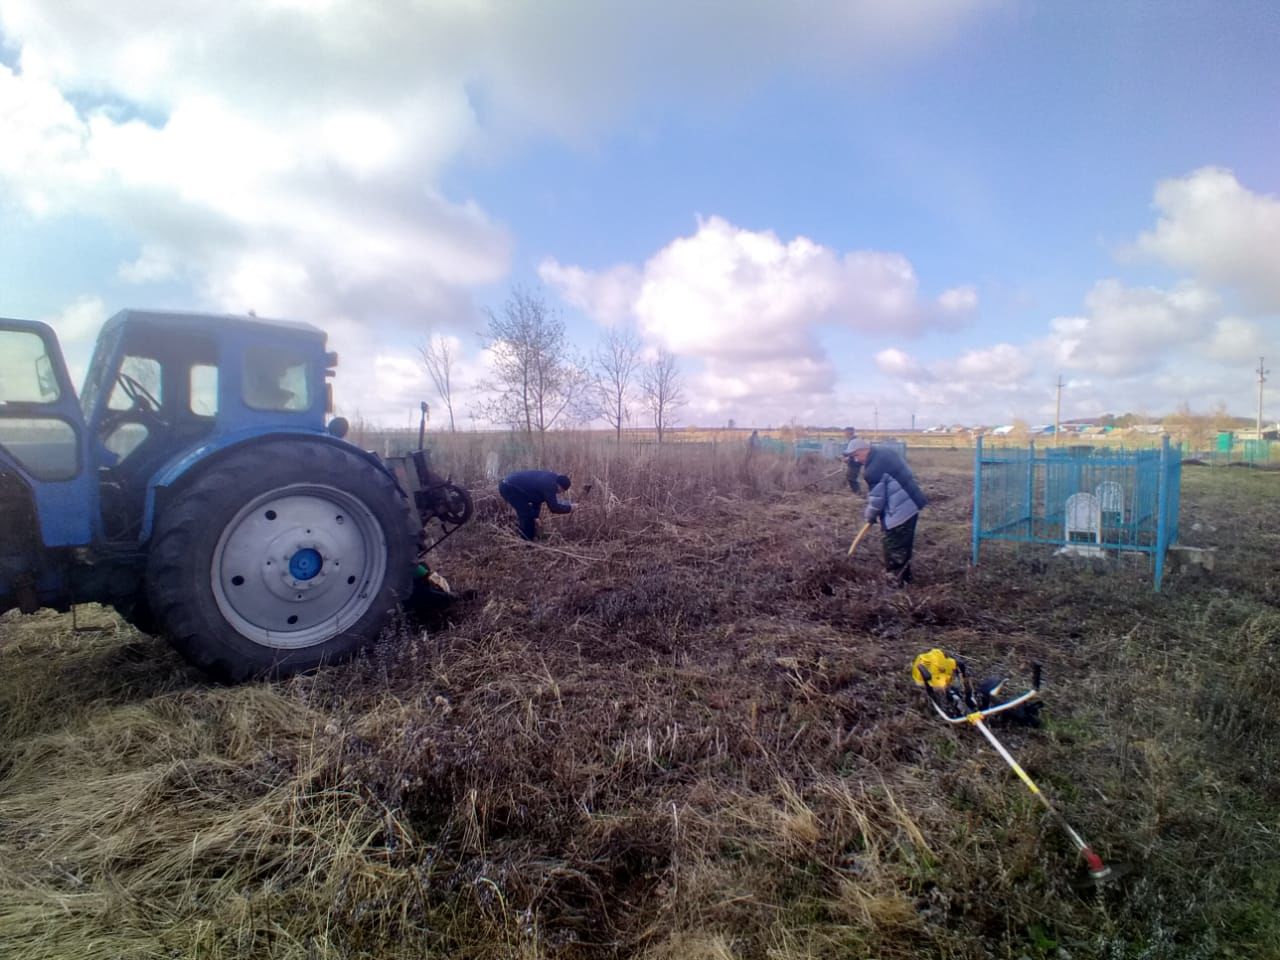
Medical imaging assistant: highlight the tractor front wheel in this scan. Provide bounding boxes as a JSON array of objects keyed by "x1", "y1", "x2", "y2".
[{"x1": 146, "y1": 439, "x2": 416, "y2": 682}]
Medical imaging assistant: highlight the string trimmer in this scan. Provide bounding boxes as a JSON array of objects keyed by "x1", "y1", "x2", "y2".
[{"x1": 910, "y1": 648, "x2": 1121, "y2": 888}]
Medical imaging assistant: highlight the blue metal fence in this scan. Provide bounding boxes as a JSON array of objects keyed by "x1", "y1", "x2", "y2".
[{"x1": 971, "y1": 434, "x2": 1182, "y2": 590}]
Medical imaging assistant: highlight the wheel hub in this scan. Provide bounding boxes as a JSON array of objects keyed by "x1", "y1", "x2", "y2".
[
  {"x1": 260, "y1": 526, "x2": 343, "y2": 601},
  {"x1": 288, "y1": 547, "x2": 323, "y2": 581},
  {"x1": 211, "y1": 484, "x2": 388, "y2": 649}
]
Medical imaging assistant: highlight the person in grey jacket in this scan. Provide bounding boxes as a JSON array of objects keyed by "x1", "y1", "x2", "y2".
[{"x1": 849, "y1": 440, "x2": 928, "y2": 584}]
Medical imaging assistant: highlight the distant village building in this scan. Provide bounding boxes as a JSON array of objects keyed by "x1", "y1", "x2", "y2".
[{"x1": 1235, "y1": 425, "x2": 1280, "y2": 442}]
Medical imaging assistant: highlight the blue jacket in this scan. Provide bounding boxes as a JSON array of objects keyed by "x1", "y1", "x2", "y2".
[
  {"x1": 863, "y1": 448, "x2": 927, "y2": 530},
  {"x1": 502, "y1": 470, "x2": 573, "y2": 514}
]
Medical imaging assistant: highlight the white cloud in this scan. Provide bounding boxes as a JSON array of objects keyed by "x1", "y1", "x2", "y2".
[
  {"x1": 874, "y1": 277, "x2": 1272, "y2": 424},
  {"x1": 1, "y1": 1, "x2": 999, "y2": 136},
  {"x1": 541, "y1": 216, "x2": 975, "y2": 421},
  {"x1": 1134, "y1": 167, "x2": 1280, "y2": 311},
  {"x1": 1206, "y1": 317, "x2": 1268, "y2": 364},
  {"x1": 1045, "y1": 279, "x2": 1218, "y2": 377},
  {"x1": 118, "y1": 244, "x2": 177, "y2": 284},
  {"x1": 0, "y1": 66, "x2": 512, "y2": 322},
  {"x1": 948, "y1": 342, "x2": 1033, "y2": 385},
  {"x1": 698, "y1": 355, "x2": 838, "y2": 418},
  {"x1": 324, "y1": 323, "x2": 502, "y2": 426},
  {"x1": 42, "y1": 295, "x2": 109, "y2": 385},
  {"x1": 937, "y1": 285, "x2": 979, "y2": 313},
  {"x1": 0, "y1": 0, "x2": 1001, "y2": 424},
  {"x1": 538, "y1": 261, "x2": 641, "y2": 328},
  {"x1": 875, "y1": 347, "x2": 932, "y2": 381}
]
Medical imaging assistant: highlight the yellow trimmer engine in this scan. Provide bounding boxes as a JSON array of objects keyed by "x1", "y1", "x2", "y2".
[{"x1": 911, "y1": 648, "x2": 958, "y2": 691}]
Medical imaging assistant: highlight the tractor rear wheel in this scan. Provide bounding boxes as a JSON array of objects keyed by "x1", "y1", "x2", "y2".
[{"x1": 146, "y1": 439, "x2": 416, "y2": 682}]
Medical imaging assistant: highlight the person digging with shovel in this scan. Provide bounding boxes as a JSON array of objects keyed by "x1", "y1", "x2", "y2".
[{"x1": 849, "y1": 438, "x2": 928, "y2": 585}]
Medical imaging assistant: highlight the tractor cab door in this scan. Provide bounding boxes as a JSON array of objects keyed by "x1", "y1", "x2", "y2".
[
  {"x1": 81, "y1": 318, "x2": 221, "y2": 541},
  {"x1": 0, "y1": 320, "x2": 95, "y2": 547}
]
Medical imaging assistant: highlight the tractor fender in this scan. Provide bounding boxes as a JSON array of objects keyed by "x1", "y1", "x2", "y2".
[{"x1": 139, "y1": 428, "x2": 405, "y2": 542}]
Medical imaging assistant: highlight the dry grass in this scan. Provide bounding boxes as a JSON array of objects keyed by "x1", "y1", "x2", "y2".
[{"x1": 2, "y1": 446, "x2": 1278, "y2": 959}]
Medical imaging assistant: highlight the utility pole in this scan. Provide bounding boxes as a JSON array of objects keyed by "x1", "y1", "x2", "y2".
[
  {"x1": 873, "y1": 401, "x2": 879, "y2": 436},
  {"x1": 1259, "y1": 356, "x2": 1269, "y2": 441},
  {"x1": 911, "y1": 411, "x2": 916, "y2": 432},
  {"x1": 1054, "y1": 374, "x2": 1064, "y2": 447}
]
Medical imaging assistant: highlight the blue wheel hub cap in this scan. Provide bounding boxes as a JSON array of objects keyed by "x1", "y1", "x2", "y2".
[{"x1": 288, "y1": 547, "x2": 323, "y2": 581}]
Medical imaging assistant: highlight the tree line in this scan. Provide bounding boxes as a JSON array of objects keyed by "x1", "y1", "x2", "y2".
[{"x1": 420, "y1": 287, "x2": 685, "y2": 443}]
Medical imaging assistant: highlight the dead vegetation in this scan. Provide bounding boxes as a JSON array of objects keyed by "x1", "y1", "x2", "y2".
[{"x1": 1, "y1": 447, "x2": 1277, "y2": 959}]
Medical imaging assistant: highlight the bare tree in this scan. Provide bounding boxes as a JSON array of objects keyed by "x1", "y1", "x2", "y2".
[
  {"x1": 593, "y1": 325, "x2": 642, "y2": 445},
  {"x1": 476, "y1": 287, "x2": 592, "y2": 448},
  {"x1": 640, "y1": 348, "x2": 685, "y2": 444},
  {"x1": 419, "y1": 334, "x2": 457, "y2": 432},
  {"x1": 1163, "y1": 402, "x2": 1215, "y2": 452}
]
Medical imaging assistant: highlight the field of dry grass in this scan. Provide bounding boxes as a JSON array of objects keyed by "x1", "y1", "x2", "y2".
[{"x1": 2, "y1": 446, "x2": 1278, "y2": 959}]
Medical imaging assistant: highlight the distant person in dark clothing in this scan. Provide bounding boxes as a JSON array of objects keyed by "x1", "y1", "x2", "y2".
[
  {"x1": 499, "y1": 470, "x2": 573, "y2": 541},
  {"x1": 849, "y1": 439, "x2": 928, "y2": 584},
  {"x1": 841, "y1": 427, "x2": 864, "y2": 493}
]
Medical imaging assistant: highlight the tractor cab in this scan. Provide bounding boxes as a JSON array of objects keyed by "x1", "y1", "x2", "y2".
[
  {"x1": 1, "y1": 309, "x2": 335, "y2": 610},
  {"x1": 2, "y1": 308, "x2": 472, "y2": 682},
  {"x1": 78, "y1": 310, "x2": 333, "y2": 541}
]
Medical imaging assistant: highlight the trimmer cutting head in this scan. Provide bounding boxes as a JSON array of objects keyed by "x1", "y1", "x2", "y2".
[{"x1": 1072, "y1": 851, "x2": 1132, "y2": 890}]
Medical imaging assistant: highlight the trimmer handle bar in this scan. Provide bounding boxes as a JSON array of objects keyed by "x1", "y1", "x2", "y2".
[{"x1": 915, "y1": 663, "x2": 1040, "y2": 725}]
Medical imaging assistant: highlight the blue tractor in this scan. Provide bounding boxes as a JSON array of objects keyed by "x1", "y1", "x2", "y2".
[{"x1": 0, "y1": 309, "x2": 472, "y2": 681}]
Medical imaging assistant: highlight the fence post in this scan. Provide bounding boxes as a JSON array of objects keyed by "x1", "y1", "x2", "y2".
[
  {"x1": 1025, "y1": 440, "x2": 1035, "y2": 535},
  {"x1": 1154, "y1": 434, "x2": 1170, "y2": 591},
  {"x1": 971, "y1": 434, "x2": 983, "y2": 566}
]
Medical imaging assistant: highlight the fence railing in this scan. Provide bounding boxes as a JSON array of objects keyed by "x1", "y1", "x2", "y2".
[{"x1": 971, "y1": 434, "x2": 1182, "y2": 590}]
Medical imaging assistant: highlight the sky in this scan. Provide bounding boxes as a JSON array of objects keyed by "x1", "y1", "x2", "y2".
[{"x1": 1, "y1": 0, "x2": 1278, "y2": 430}]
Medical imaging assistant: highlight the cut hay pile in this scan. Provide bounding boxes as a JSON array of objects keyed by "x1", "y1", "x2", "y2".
[{"x1": 1, "y1": 448, "x2": 1277, "y2": 959}]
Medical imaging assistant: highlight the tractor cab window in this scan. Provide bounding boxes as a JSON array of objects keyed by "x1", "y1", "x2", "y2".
[
  {"x1": 0, "y1": 418, "x2": 78, "y2": 479},
  {"x1": 102, "y1": 421, "x2": 149, "y2": 460},
  {"x1": 0, "y1": 330, "x2": 61, "y2": 404},
  {"x1": 190, "y1": 363, "x2": 218, "y2": 416},
  {"x1": 107, "y1": 355, "x2": 163, "y2": 412},
  {"x1": 0, "y1": 330, "x2": 78, "y2": 480},
  {"x1": 243, "y1": 347, "x2": 310, "y2": 412},
  {"x1": 97, "y1": 352, "x2": 170, "y2": 474}
]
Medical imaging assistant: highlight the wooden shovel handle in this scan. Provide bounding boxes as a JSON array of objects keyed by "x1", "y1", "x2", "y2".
[{"x1": 847, "y1": 521, "x2": 873, "y2": 556}]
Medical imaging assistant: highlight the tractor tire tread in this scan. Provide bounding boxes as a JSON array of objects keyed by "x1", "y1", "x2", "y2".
[{"x1": 146, "y1": 440, "x2": 416, "y2": 682}]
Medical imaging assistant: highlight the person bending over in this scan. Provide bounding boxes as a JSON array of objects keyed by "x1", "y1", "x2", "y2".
[{"x1": 499, "y1": 470, "x2": 573, "y2": 541}]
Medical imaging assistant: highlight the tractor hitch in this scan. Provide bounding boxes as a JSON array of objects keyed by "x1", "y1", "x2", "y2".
[{"x1": 385, "y1": 448, "x2": 474, "y2": 555}]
